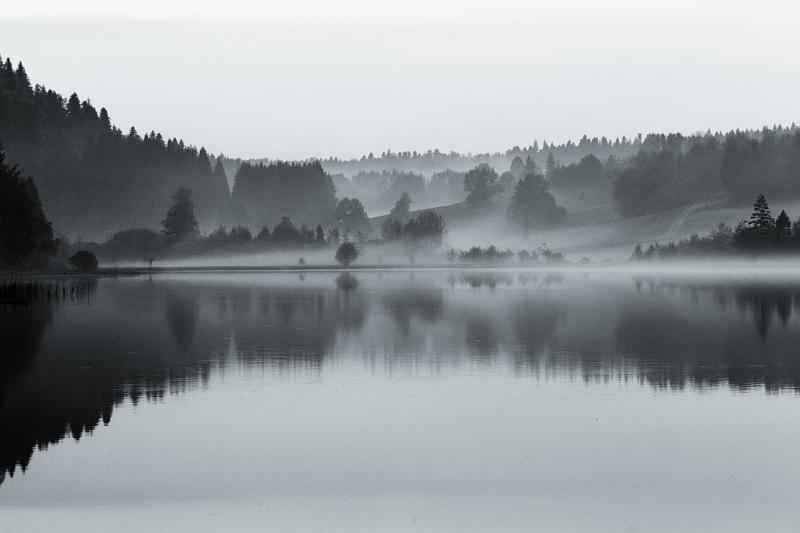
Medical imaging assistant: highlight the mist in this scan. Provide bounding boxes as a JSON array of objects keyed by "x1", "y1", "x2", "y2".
[{"x1": 6, "y1": 4, "x2": 800, "y2": 532}]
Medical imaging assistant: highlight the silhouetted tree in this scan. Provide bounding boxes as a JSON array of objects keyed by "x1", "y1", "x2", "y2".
[
  {"x1": 256, "y1": 225, "x2": 271, "y2": 242},
  {"x1": 69, "y1": 250, "x2": 98, "y2": 272},
  {"x1": 389, "y1": 191, "x2": 412, "y2": 221},
  {"x1": 507, "y1": 172, "x2": 567, "y2": 230},
  {"x1": 775, "y1": 210, "x2": 792, "y2": 242},
  {"x1": 464, "y1": 164, "x2": 498, "y2": 209},
  {"x1": 402, "y1": 210, "x2": 446, "y2": 246},
  {"x1": 231, "y1": 160, "x2": 336, "y2": 230},
  {"x1": 335, "y1": 241, "x2": 359, "y2": 267},
  {"x1": 162, "y1": 187, "x2": 199, "y2": 241},
  {"x1": 0, "y1": 143, "x2": 56, "y2": 269},
  {"x1": 229, "y1": 225, "x2": 252, "y2": 242},
  {"x1": 334, "y1": 197, "x2": 370, "y2": 235},
  {"x1": 748, "y1": 193, "x2": 775, "y2": 240},
  {"x1": 314, "y1": 225, "x2": 326, "y2": 245},
  {"x1": 0, "y1": 56, "x2": 230, "y2": 238},
  {"x1": 105, "y1": 228, "x2": 163, "y2": 261},
  {"x1": 271, "y1": 216, "x2": 303, "y2": 247}
]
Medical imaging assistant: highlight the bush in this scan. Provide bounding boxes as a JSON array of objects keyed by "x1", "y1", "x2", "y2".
[
  {"x1": 335, "y1": 242, "x2": 360, "y2": 267},
  {"x1": 70, "y1": 250, "x2": 98, "y2": 272}
]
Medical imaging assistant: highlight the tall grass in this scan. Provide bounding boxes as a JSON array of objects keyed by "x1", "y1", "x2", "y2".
[{"x1": 0, "y1": 277, "x2": 90, "y2": 304}]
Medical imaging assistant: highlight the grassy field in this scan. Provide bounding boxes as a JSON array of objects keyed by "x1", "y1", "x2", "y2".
[{"x1": 370, "y1": 188, "x2": 800, "y2": 261}]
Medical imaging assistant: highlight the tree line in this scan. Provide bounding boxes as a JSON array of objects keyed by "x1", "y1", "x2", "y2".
[
  {"x1": 632, "y1": 193, "x2": 800, "y2": 259},
  {"x1": 613, "y1": 127, "x2": 800, "y2": 217},
  {"x1": 0, "y1": 54, "x2": 230, "y2": 240}
]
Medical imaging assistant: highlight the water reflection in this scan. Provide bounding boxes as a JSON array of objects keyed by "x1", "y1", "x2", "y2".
[{"x1": 3, "y1": 270, "x2": 800, "y2": 484}]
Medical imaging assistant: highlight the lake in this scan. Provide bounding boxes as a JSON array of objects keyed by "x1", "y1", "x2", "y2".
[{"x1": 2, "y1": 269, "x2": 800, "y2": 532}]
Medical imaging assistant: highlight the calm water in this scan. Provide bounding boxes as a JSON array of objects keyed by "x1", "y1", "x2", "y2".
[{"x1": 2, "y1": 269, "x2": 800, "y2": 532}]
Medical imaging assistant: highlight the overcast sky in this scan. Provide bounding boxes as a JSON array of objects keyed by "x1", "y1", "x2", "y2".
[{"x1": 2, "y1": 0, "x2": 799, "y2": 160}]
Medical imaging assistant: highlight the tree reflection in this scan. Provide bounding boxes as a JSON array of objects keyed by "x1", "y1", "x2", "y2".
[{"x1": 4, "y1": 272, "x2": 800, "y2": 485}]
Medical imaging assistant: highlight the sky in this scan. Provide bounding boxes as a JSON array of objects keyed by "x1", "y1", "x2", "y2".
[{"x1": 2, "y1": 0, "x2": 800, "y2": 160}]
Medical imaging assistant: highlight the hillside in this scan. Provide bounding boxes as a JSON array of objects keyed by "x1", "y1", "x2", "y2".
[{"x1": 0, "y1": 55, "x2": 230, "y2": 240}]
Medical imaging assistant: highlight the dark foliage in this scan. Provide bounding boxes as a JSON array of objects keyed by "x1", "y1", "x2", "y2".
[
  {"x1": 0, "y1": 143, "x2": 56, "y2": 269},
  {"x1": 271, "y1": 216, "x2": 304, "y2": 248},
  {"x1": 231, "y1": 160, "x2": 336, "y2": 230},
  {"x1": 614, "y1": 128, "x2": 800, "y2": 218},
  {"x1": 631, "y1": 193, "x2": 800, "y2": 259},
  {"x1": 104, "y1": 228, "x2": 165, "y2": 261},
  {"x1": 381, "y1": 210, "x2": 446, "y2": 246},
  {"x1": 335, "y1": 241, "x2": 359, "y2": 267},
  {"x1": 507, "y1": 172, "x2": 567, "y2": 230},
  {"x1": 450, "y1": 245, "x2": 563, "y2": 264},
  {"x1": 69, "y1": 250, "x2": 98, "y2": 272},
  {"x1": 389, "y1": 191, "x2": 412, "y2": 221},
  {"x1": 464, "y1": 164, "x2": 499, "y2": 209},
  {"x1": 161, "y1": 187, "x2": 199, "y2": 241},
  {"x1": 0, "y1": 55, "x2": 229, "y2": 239},
  {"x1": 333, "y1": 197, "x2": 370, "y2": 236}
]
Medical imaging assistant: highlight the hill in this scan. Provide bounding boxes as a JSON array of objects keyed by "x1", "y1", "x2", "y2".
[{"x1": 0, "y1": 54, "x2": 230, "y2": 240}]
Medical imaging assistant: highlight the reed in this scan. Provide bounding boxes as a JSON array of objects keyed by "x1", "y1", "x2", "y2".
[{"x1": 0, "y1": 277, "x2": 90, "y2": 305}]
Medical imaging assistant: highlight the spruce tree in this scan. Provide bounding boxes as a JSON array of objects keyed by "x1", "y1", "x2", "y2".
[
  {"x1": 15, "y1": 62, "x2": 32, "y2": 98},
  {"x1": 748, "y1": 193, "x2": 775, "y2": 237},
  {"x1": 775, "y1": 210, "x2": 792, "y2": 241},
  {"x1": 0, "y1": 143, "x2": 56, "y2": 269},
  {"x1": 2, "y1": 58, "x2": 16, "y2": 91},
  {"x1": 213, "y1": 158, "x2": 227, "y2": 184},
  {"x1": 545, "y1": 152, "x2": 557, "y2": 178}
]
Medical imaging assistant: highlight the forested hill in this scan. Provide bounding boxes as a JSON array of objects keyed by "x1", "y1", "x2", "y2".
[
  {"x1": 0, "y1": 54, "x2": 230, "y2": 240},
  {"x1": 228, "y1": 136, "x2": 645, "y2": 180},
  {"x1": 231, "y1": 161, "x2": 337, "y2": 230}
]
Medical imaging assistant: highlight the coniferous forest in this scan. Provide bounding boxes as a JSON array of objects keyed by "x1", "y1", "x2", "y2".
[
  {"x1": 0, "y1": 55, "x2": 229, "y2": 240},
  {"x1": 4, "y1": 52, "x2": 800, "y2": 269}
]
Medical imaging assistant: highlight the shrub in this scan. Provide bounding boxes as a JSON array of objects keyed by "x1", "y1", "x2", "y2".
[
  {"x1": 70, "y1": 250, "x2": 98, "y2": 272},
  {"x1": 335, "y1": 242, "x2": 360, "y2": 267}
]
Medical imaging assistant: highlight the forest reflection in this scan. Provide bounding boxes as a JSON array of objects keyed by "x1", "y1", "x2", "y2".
[{"x1": 3, "y1": 271, "x2": 800, "y2": 484}]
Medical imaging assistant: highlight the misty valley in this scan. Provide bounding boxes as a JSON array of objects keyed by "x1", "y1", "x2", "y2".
[{"x1": 3, "y1": 7, "x2": 800, "y2": 530}]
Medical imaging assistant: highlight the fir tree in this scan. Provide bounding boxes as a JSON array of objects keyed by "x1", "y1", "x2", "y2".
[
  {"x1": 748, "y1": 193, "x2": 775, "y2": 237},
  {"x1": 775, "y1": 209, "x2": 792, "y2": 241},
  {"x1": 15, "y1": 62, "x2": 32, "y2": 98},
  {"x1": 0, "y1": 143, "x2": 56, "y2": 269},
  {"x1": 545, "y1": 152, "x2": 557, "y2": 178}
]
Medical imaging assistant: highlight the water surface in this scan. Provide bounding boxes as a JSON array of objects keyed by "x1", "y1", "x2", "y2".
[{"x1": 2, "y1": 270, "x2": 800, "y2": 532}]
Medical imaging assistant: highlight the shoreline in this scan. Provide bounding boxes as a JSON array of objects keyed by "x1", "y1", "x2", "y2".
[{"x1": 4, "y1": 259, "x2": 800, "y2": 279}]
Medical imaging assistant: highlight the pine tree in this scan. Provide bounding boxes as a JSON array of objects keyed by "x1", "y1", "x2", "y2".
[
  {"x1": 545, "y1": 152, "x2": 557, "y2": 178},
  {"x1": 15, "y1": 62, "x2": 32, "y2": 98},
  {"x1": 2, "y1": 58, "x2": 17, "y2": 91},
  {"x1": 0, "y1": 143, "x2": 56, "y2": 269},
  {"x1": 748, "y1": 193, "x2": 775, "y2": 238},
  {"x1": 256, "y1": 225, "x2": 271, "y2": 242},
  {"x1": 775, "y1": 209, "x2": 792, "y2": 241},
  {"x1": 99, "y1": 108, "x2": 111, "y2": 130},
  {"x1": 213, "y1": 158, "x2": 227, "y2": 184}
]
